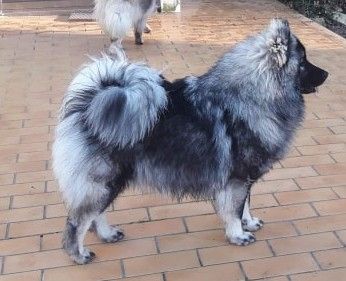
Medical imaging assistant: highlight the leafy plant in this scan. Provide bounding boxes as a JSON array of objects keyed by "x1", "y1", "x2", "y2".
[
  {"x1": 280, "y1": 0, "x2": 345, "y2": 19},
  {"x1": 279, "y1": 0, "x2": 346, "y2": 37}
]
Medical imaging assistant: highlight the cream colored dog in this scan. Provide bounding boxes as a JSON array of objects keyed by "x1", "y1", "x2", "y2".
[{"x1": 94, "y1": 0, "x2": 157, "y2": 51}]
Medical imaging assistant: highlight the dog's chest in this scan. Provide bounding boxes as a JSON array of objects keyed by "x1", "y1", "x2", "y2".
[{"x1": 225, "y1": 113, "x2": 297, "y2": 181}]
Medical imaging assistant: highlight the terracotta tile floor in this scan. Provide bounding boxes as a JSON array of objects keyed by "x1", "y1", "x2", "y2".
[{"x1": 1, "y1": 0, "x2": 346, "y2": 280}]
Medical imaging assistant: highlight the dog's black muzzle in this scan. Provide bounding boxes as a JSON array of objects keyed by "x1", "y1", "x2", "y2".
[{"x1": 301, "y1": 61, "x2": 329, "y2": 94}]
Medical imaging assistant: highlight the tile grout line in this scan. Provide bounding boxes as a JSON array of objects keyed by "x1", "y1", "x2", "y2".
[
  {"x1": 308, "y1": 201, "x2": 321, "y2": 217},
  {"x1": 292, "y1": 178, "x2": 303, "y2": 190},
  {"x1": 310, "y1": 251, "x2": 323, "y2": 271},
  {"x1": 0, "y1": 256, "x2": 5, "y2": 275},
  {"x1": 331, "y1": 187, "x2": 342, "y2": 199},
  {"x1": 271, "y1": 192, "x2": 281, "y2": 206},
  {"x1": 4, "y1": 223, "x2": 10, "y2": 240},
  {"x1": 120, "y1": 259, "x2": 126, "y2": 279},
  {"x1": 146, "y1": 206, "x2": 151, "y2": 221},
  {"x1": 181, "y1": 217, "x2": 189, "y2": 233},
  {"x1": 290, "y1": 220, "x2": 302, "y2": 236},
  {"x1": 238, "y1": 261, "x2": 248, "y2": 280},
  {"x1": 45, "y1": 159, "x2": 49, "y2": 171},
  {"x1": 311, "y1": 135, "x2": 321, "y2": 145},
  {"x1": 43, "y1": 205, "x2": 47, "y2": 219},
  {"x1": 12, "y1": 173, "x2": 17, "y2": 185},
  {"x1": 328, "y1": 152, "x2": 340, "y2": 163},
  {"x1": 154, "y1": 236, "x2": 161, "y2": 254},
  {"x1": 40, "y1": 269, "x2": 44, "y2": 281},
  {"x1": 44, "y1": 181, "x2": 49, "y2": 193},
  {"x1": 265, "y1": 239, "x2": 276, "y2": 257},
  {"x1": 8, "y1": 196, "x2": 14, "y2": 210},
  {"x1": 326, "y1": 126, "x2": 337, "y2": 135},
  {"x1": 195, "y1": 248, "x2": 203, "y2": 267},
  {"x1": 333, "y1": 230, "x2": 346, "y2": 247},
  {"x1": 310, "y1": 164, "x2": 321, "y2": 176}
]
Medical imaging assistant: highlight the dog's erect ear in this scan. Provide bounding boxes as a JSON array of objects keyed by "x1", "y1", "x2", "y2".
[{"x1": 265, "y1": 19, "x2": 291, "y2": 68}]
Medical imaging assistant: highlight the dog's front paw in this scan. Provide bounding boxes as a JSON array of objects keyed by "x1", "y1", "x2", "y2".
[
  {"x1": 71, "y1": 248, "x2": 96, "y2": 265},
  {"x1": 228, "y1": 231, "x2": 256, "y2": 246},
  {"x1": 101, "y1": 227, "x2": 125, "y2": 243},
  {"x1": 242, "y1": 217, "x2": 264, "y2": 232}
]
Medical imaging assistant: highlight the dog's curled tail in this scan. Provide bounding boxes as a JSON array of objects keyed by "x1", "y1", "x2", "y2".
[{"x1": 61, "y1": 55, "x2": 167, "y2": 148}]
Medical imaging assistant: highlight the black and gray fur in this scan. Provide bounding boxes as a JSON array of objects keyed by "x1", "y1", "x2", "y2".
[{"x1": 53, "y1": 19, "x2": 328, "y2": 264}]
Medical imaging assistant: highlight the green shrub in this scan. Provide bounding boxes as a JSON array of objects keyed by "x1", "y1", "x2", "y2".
[{"x1": 279, "y1": 0, "x2": 345, "y2": 19}]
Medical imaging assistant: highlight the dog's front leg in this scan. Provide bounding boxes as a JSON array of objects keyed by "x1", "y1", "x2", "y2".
[
  {"x1": 242, "y1": 194, "x2": 264, "y2": 231},
  {"x1": 215, "y1": 179, "x2": 256, "y2": 246}
]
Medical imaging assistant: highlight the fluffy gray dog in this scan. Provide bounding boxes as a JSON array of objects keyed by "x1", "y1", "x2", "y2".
[{"x1": 53, "y1": 19, "x2": 328, "y2": 264}]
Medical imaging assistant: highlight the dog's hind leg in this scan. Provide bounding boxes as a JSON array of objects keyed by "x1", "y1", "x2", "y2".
[
  {"x1": 63, "y1": 207, "x2": 98, "y2": 264},
  {"x1": 63, "y1": 176, "x2": 128, "y2": 264},
  {"x1": 62, "y1": 177, "x2": 121, "y2": 264},
  {"x1": 134, "y1": 18, "x2": 147, "y2": 45},
  {"x1": 242, "y1": 194, "x2": 264, "y2": 232},
  {"x1": 92, "y1": 165, "x2": 132, "y2": 243},
  {"x1": 216, "y1": 179, "x2": 256, "y2": 246}
]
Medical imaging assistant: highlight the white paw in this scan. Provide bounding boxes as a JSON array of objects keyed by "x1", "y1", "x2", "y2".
[
  {"x1": 242, "y1": 217, "x2": 264, "y2": 232},
  {"x1": 71, "y1": 248, "x2": 95, "y2": 264},
  {"x1": 228, "y1": 231, "x2": 256, "y2": 246},
  {"x1": 99, "y1": 226, "x2": 125, "y2": 243},
  {"x1": 144, "y1": 24, "x2": 152, "y2": 33}
]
